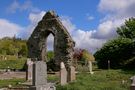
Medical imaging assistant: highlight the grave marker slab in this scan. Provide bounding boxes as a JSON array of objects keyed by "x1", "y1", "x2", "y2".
[
  {"x1": 130, "y1": 76, "x2": 135, "y2": 90},
  {"x1": 26, "y1": 59, "x2": 33, "y2": 81},
  {"x1": 32, "y1": 61, "x2": 47, "y2": 86},
  {"x1": 68, "y1": 66, "x2": 76, "y2": 82},
  {"x1": 60, "y1": 62, "x2": 67, "y2": 85},
  {"x1": 88, "y1": 61, "x2": 94, "y2": 74}
]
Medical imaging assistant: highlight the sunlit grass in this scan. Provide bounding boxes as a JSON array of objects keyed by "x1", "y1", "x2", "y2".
[
  {"x1": 0, "y1": 69, "x2": 134, "y2": 90},
  {"x1": 0, "y1": 78, "x2": 25, "y2": 88},
  {"x1": 57, "y1": 69, "x2": 135, "y2": 90}
]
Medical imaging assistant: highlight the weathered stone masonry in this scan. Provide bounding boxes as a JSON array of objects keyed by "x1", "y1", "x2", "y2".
[{"x1": 27, "y1": 11, "x2": 75, "y2": 69}]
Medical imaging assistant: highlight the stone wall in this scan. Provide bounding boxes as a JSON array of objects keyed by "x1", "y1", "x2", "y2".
[{"x1": 27, "y1": 11, "x2": 75, "y2": 69}]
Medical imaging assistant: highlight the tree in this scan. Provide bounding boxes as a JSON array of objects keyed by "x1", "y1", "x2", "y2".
[
  {"x1": 47, "y1": 51, "x2": 54, "y2": 61},
  {"x1": 0, "y1": 37, "x2": 27, "y2": 57},
  {"x1": 73, "y1": 48, "x2": 94, "y2": 66},
  {"x1": 82, "y1": 49, "x2": 95, "y2": 62},
  {"x1": 94, "y1": 18, "x2": 135, "y2": 69},
  {"x1": 94, "y1": 38, "x2": 134, "y2": 69},
  {"x1": 117, "y1": 17, "x2": 135, "y2": 39}
]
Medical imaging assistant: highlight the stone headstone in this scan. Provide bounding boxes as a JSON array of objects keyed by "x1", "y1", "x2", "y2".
[
  {"x1": 32, "y1": 61, "x2": 47, "y2": 86},
  {"x1": 68, "y1": 66, "x2": 76, "y2": 82},
  {"x1": 60, "y1": 62, "x2": 67, "y2": 85},
  {"x1": 29, "y1": 61, "x2": 56, "y2": 90},
  {"x1": 26, "y1": 59, "x2": 33, "y2": 81},
  {"x1": 88, "y1": 61, "x2": 94, "y2": 74},
  {"x1": 130, "y1": 76, "x2": 135, "y2": 90}
]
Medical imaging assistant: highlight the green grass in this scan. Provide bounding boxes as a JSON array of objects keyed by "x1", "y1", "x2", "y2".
[
  {"x1": 48, "y1": 74, "x2": 59, "y2": 83},
  {"x1": 0, "y1": 69, "x2": 134, "y2": 90},
  {"x1": 0, "y1": 78, "x2": 25, "y2": 88},
  {"x1": 0, "y1": 59, "x2": 27, "y2": 70},
  {"x1": 57, "y1": 69, "x2": 135, "y2": 90}
]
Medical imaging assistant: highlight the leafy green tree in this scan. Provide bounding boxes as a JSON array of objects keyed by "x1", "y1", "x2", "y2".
[
  {"x1": 95, "y1": 38, "x2": 134, "y2": 69},
  {"x1": 94, "y1": 18, "x2": 135, "y2": 69},
  {"x1": 0, "y1": 37, "x2": 27, "y2": 57},
  {"x1": 73, "y1": 48, "x2": 94, "y2": 66},
  {"x1": 82, "y1": 49, "x2": 95, "y2": 61},
  {"x1": 47, "y1": 51, "x2": 54, "y2": 61},
  {"x1": 117, "y1": 17, "x2": 135, "y2": 39}
]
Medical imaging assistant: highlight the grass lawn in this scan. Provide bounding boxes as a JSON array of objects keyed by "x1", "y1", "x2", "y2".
[
  {"x1": 57, "y1": 69, "x2": 135, "y2": 90},
  {"x1": 0, "y1": 78, "x2": 25, "y2": 88},
  {"x1": 0, "y1": 57, "x2": 27, "y2": 70},
  {"x1": 0, "y1": 69, "x2": 134, "y2": 90}
]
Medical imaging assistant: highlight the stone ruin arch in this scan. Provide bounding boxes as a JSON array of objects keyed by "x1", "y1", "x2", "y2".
[{"x1": 27, "y1": 11, "x2": 75, "y2": 69}]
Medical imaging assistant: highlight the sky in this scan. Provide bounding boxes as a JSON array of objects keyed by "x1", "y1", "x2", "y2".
[{"x1": 0, "y1": 0, "x2": 135, "y2": 53}]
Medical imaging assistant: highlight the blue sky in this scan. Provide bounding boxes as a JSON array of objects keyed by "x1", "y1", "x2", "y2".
[
  {"x1": 0, "y1": 0, "x2": 135, "y2": 53},
  {"x1": 0, "y1": 0, "x2": 101, "y2": 30}
]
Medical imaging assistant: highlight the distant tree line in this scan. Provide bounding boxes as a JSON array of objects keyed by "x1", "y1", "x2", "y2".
[{"x1": 0, "y1": 36, "x2": 27, "y2": 57}]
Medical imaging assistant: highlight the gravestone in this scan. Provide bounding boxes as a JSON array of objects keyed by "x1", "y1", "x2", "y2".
[
  {"x1": 88, "y1": 61, "x2": 94, "y2": 74},
  {"x1": 32, "y1": 61, "x2": 47, "y2": 86},
  {"x1": 30, "y1": 61, "x2": 55, "y2": 90},
  {"x1": 26, "y1": 58, "x2": 33, "y2": 81},
  {"x1": 60, "y1": 62, "x2": 67, "y2": 85},
  {"x1": 68, "y1": 66, "x2": 76, "y2": 82},
  {"x1": 130, "y1": 76, "x2": 135, "y2": 90}
]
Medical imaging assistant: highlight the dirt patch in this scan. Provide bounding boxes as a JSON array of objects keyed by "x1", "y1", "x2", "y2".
[{"x1": 0, "y1": 72, "x2": 26, "y2": 80}]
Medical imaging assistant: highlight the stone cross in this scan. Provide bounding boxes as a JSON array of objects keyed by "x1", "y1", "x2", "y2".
[
  {"x1": 88, "y1": 61, "x2": 94, "y2": 74},
  {"x1": 26, "y1": 58, "x2": 33, "y2": 81},
  {"x1": 60, "y1": 62, "x2": 67, "y2": 85}
]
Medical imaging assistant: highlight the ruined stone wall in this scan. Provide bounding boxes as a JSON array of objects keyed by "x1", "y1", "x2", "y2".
[{"x1": 27, "y1": 11, "x2": 75, "y2": 69}]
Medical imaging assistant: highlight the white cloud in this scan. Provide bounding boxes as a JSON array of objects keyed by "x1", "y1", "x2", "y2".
[
  {"x1": 29, "y1": 11, "x2": 46, "y2": 24},
  {"x1": 7, "y1": 0, "x2": 40, "y2": 13},
  {"x1": 19, "y1": 11, "x2": 46, "y2": 39},
  {"x1": 86, "y1": 14, "x2": 94, "y2": 21},
  {"x1": 92, "y1": 20, "x2": 118, "y2": 39},
  {"x1": 87, "y1": 16, "x2": 94, "y2": 21},
  {"x1": 46, "y1": 34, "x2": 54, "y2": 50},
  {"x1": 72, "y1": 29, "x2": 106, "y2": 53},
  {"x1": 98, "y1": 0, "x2": 135, "y2": 19},
  {"x1": 61, "y1": 16, "x2": 76, "y2": 34},
  {"x1": 98, "y1": 0, "x2": 129, "y2": 12},
  {"x1": 0, "y1": 19, "x2": 23, "y2": 38},
  {"x1": 96, "y1": 0, "x2": 135, "y2": 40}
]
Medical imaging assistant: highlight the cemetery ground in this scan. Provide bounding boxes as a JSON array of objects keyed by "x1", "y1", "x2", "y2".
[
  {"x1": 0, "y1": 67, "x2": 135, "y2": 90},
  {"x1": 0, "y1": 55, "x2": 134, "y2": 90}
]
